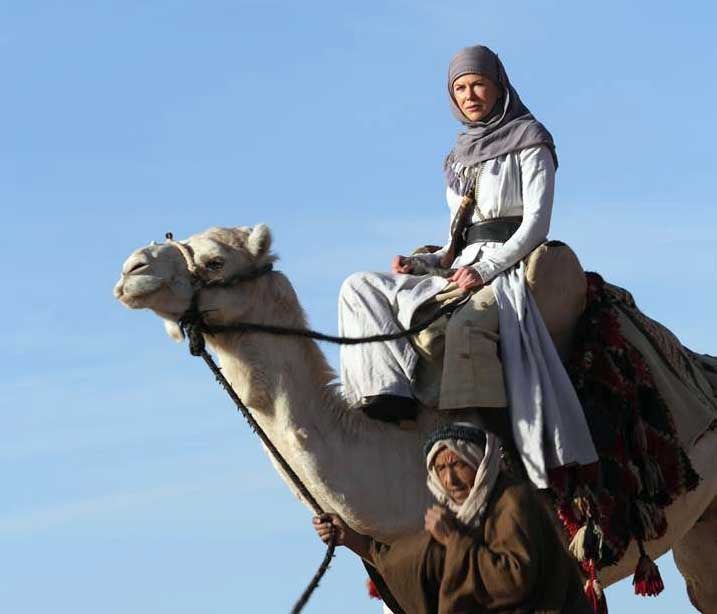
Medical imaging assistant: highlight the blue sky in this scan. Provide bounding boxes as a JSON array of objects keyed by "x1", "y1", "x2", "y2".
[{"x1": 1, "y1": 1, "x2": 715, "y2": 612}]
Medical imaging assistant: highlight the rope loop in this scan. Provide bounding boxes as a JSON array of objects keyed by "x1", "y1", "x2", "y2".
[
  {"x1": 195, "y1": 292, "x2": 469, "y2": 346},
  {"x1": 186, "y1": 322, "x2": 205, "y2": 356},
  {"x1": 166, "y1": 227, "x2": 470, "y2": 611},
  {"x1": 185, "y1": 344, "x2": 336, "y2": 613}
]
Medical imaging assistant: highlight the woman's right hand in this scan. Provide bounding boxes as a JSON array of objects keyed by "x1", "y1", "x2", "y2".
[{"x1": 391, "y1": 255, "x2": 414, "y2": 274}]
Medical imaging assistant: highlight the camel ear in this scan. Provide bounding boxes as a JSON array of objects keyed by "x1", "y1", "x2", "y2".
[
  {"x1": 247, "y1": 224, "x2": 271, "y2": 258},
  {"x1": 163, "y1": 318, "x2": 185, "y2": 342}
]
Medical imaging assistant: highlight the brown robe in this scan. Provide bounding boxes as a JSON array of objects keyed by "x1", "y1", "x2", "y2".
[{"x1": 368, "y1": 475, "x2": 591, "y2": 614}]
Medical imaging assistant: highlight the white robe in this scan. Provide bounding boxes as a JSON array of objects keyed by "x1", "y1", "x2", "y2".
[
  {"x1": 415, "y1": 144, "x2": 556, "y2": 284},
  {"x1": 339, "y1": 144, "x2": 597, "y2": 484}
]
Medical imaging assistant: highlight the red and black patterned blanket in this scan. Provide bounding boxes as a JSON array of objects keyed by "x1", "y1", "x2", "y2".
[{"x1": 550, "y1": 272, "x2": 700, "y2": 604}]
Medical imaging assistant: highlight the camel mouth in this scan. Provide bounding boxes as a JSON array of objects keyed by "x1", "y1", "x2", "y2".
[{"x1": 114, "y1": 274, "x2": 166, "y2": 308}]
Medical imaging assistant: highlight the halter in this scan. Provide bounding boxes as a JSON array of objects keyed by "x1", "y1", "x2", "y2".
[
  {"x1": 161, "y1": 232, "x2": 335, "y2": 612},
  {"x1": 163, "y1": 231, "x2": 274, "y2": 352},
  {"x1": 164, "y1": 232, "x2": 274, "y2": 289},
  {"x1": 156, "y1": 230, "x2": 467, "y2": 612}
]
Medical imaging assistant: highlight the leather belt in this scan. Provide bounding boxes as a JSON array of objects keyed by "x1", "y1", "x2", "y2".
[{"x1": 464, "y1": 216, "x2": 523, "y2": 245}]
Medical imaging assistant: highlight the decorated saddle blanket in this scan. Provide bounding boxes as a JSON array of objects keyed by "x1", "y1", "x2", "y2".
[
  {"x1": 550, "y1": 272, "x2": 713, "y2": 594},
  {"x1": 605, "y1": 282, "x2": 716, "y2": 414}
]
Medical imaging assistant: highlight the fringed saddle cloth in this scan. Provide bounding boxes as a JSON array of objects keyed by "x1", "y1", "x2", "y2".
[{"x1": 549, "y1": 272, "x2": 716, "y2": 611}]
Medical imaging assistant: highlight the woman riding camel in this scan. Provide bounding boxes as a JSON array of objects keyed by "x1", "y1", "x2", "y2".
[
  {"x1": 339, "y1": 44, "x2": 597, "y2": 486},
  {"x1": 314, "y1": 423, "x2": 591, "y2": 613}
]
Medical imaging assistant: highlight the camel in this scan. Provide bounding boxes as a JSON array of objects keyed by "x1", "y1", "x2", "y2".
[{"x1": 114, "y1": 224, "x2": 717, "y2": 612}]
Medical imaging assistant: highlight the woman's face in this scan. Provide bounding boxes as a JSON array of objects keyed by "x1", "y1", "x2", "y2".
[
  {"x1": 451, "y1": 73, "x2": 502, "y2": 122},
  {"x1": 433, "y1": 447, "x2": 479, "y2": 505}
]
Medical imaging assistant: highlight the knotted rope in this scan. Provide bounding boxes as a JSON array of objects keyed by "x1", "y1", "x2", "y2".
[
  {"x1": 181, "y1": 320, "x2": 336, "y2": 614},
  {"x1": 199, "y1": 293, "x2": 469, "y2": 344},
  {"x1": 166, "y1": 231, "x2": 469, "y2": 612}
]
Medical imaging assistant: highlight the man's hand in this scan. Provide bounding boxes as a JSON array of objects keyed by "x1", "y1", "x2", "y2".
[
  {"x1": 391, "y1": 255, "x2": 414, "y2": 274},
  {"x1": 313, "y1": 514, "x2": 350, "y2": 546},
  {"x1": 424, "y1": 505, "x2": 457, "y2": 546},
  {"x1": 449, "y1": 266, "x2": 484, "y2": 292},
  {"x1": 313, "y1": 514, "x2": 372, "y2": 560}
]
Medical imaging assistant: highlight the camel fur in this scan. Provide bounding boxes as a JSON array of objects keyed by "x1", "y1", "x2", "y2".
[{"x1": 114, "y1": 224, "x2": 717, "y2": 611}]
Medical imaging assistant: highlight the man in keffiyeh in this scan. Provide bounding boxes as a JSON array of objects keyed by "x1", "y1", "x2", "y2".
[{"x1": 314, "y1": 423, "x2": 590, "y2": 614}]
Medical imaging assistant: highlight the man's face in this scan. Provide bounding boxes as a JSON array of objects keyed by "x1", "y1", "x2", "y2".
[{"x1": 433, "y1": 448, "x2": 479, "y2": 505}]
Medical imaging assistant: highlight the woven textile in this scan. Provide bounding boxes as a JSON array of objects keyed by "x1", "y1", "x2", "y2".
[{"x1": 550, "y1": 272, "x2": 700, "y2": 569}]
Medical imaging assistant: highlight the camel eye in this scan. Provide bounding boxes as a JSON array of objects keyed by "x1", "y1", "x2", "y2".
[{"x1": 205, "y1": 257, "x2": 224, "y2": 270}]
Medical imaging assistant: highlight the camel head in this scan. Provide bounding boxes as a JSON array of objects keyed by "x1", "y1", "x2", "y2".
[{"x1": 114, "y1": 224, "x2": 275, "y2": 338}]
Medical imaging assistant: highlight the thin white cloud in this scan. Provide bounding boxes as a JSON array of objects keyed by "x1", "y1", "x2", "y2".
[
  {"x1": 0, "y1": 470, "x2": 277, "y2": 537},
  {"x1": 0, "y1": 482, "x2": 200, "y2": 536}
]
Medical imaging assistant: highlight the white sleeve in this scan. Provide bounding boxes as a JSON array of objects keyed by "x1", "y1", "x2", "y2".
[{"x1": 473, "y1": 145, "x2": 555, "y2": 283}]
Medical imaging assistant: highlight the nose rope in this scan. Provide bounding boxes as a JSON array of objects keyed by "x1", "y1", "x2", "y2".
[
  {"x1": 164, "y1": 232, "x2": 274, "y2": 289},
  {"x1": 186, "y1": 332, "x2": 337, "y2": 614},
  {"x1": 164, "y1": 231, "x2": 336, "y2": 614},
  {"x1": 164, "y1": 232, "x2": 201, "y2": 278},
  {"x1": 163, "y1": 230, "x2": 468, "y2": 612}
]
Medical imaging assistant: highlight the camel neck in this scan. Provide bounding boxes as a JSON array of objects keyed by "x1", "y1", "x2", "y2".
[{"x1": 206, "y1": 321, "x2": 435, "y2": 541}]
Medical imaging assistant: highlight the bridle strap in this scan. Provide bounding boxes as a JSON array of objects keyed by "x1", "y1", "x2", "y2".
[
  {"x1": 204, "y1": 262, "x2": 274, "y2": 288},
  {"x1": 164, "y1": 231, "x2": 274, "y2": 290},
  {"x1": 163, "y1": 231, "x2": 335, "y2": 611},
  {"x1": 164, "y1": 231, "x2": 274, "y2": 344},
  {"x1": 165, "y1": 232, "x2": 201, "y2": 279}
]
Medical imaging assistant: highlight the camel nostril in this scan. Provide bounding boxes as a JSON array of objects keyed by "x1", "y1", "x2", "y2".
[{"x1": 127, "y1": 261, "x2": 149, "y2": 274}]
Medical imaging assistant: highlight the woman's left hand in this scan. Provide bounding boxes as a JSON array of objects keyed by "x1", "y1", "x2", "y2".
[
  {"x1": 449, "y1": 266, "x2": 484, "y2": 292},
  {"x1": 424, "y1": 505, "x2": 457, "y2": 546}
]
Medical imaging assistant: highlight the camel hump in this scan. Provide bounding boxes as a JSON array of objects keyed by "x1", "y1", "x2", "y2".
[{"x1": 525, "y1": 241, "x2": 587, "y2": 360}]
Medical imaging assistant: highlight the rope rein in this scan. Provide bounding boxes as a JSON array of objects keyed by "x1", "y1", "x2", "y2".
[
  {"x1": 183, "y1": 329, "x2": 335, "y2": 614},
  {"x1": 200, "y1": 292, "x2": 469, "y2": 344},
  {"x1": 166, "y1": 233, "x2": 467, "y2": 612}
]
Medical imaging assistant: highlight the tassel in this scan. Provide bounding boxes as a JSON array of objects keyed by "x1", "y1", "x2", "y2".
[
  {"x1": 584, "y1": 580, "x2": 608, "y2": 614},
  {"x1": 627, "y1": 461, "x2": 643, "y2": 494},
  {"x1": 586, "y1": 521, "x2": 604, "y2": 562},
  {"x1": 571, "y1": 493, "x2": 592, "y2": 521},
  {"x1": 569, "y1": 524, "x2": 588, "y2": 561},
  {"x1": 584, "y1": 563, "x2": 608, "y2": 614},
  {"x1": 642, "y1": 458, "x2": 665, "y2": 497},
  {"x1": 633, "y1": 419, "x2": 648, "y2": 454},
  {"x1": 633, "y1": 553, "x2": 665, "y2": 597},
  {"x1": 366, "y1": 578, "x2": 382, "y2": 600},
  {"x1": 634, "y1": 501, "x2": 667, "y2": 541},
  {"x1": 569, "y1": 518, "x2": 604, "y2": 563}
]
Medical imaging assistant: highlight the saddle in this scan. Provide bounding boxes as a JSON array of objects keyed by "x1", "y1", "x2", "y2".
[{"x1": 411, "y1": 240, "x2": 588, "y2": 361}]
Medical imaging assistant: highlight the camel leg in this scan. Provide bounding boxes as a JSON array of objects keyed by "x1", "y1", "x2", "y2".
[{"x1": 673, "y1": 495, "x2": 717, "y2": 613}]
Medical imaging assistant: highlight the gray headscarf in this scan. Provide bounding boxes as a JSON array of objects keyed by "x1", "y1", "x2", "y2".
[{"x1": 445, "y1": 45, "x2": 557, "y2": 195}]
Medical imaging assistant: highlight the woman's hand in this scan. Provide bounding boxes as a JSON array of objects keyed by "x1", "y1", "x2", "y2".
[
  {"x1": 391, "y1": 255, "x2": 414, "y2": 274},
  {"x1": 449, "y1": 266, "x2": 484, "y2": 292},
  {"x1": 424, "y1": 505, "x2": 458, "y2": 546}
]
